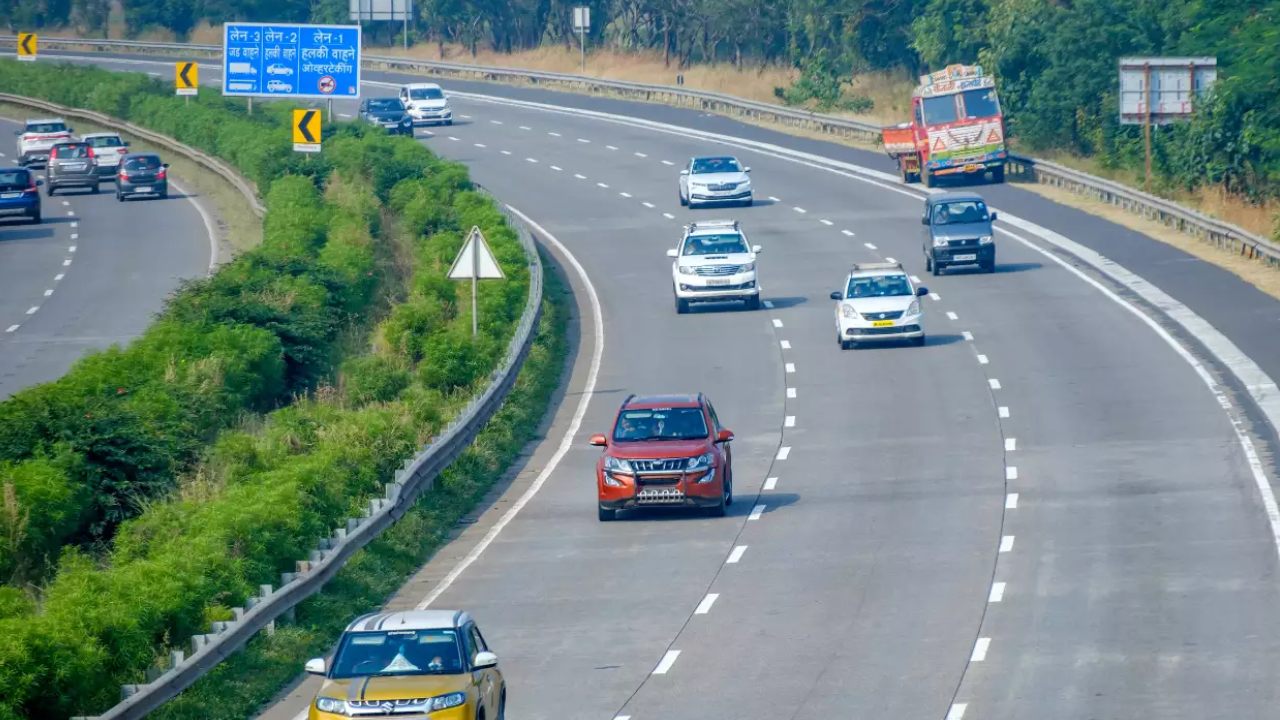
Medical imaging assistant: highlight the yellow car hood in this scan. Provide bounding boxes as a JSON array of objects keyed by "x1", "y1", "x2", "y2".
[{"x1": 322, "y1": 674, "x2": 470, "y2": 702}]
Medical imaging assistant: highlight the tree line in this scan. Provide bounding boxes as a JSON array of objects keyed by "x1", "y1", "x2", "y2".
[{"x1": 4, "y1": 0, "x2": 1277, "y2": 214}]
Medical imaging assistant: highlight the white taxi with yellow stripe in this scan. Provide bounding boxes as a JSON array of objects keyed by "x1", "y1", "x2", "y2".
[{"x1": 830, "y1": 262, "x2": 929, "y2": 349}]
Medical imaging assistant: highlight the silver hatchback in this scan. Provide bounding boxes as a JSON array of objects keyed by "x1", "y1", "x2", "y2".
[{"x1": 46, "y1": 141, "x2": 100, "y2": 195}]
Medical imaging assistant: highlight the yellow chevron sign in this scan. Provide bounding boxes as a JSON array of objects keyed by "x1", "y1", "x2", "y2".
[
  {"x1": 16, "y1": 33, "x2": 36, "y2": 61},
  {"x1": 175, "y1": 62, "x2": 198, "y2": 95},
  {"x1": 292, "y1": 109, "x2": 321, "y2": 153}
]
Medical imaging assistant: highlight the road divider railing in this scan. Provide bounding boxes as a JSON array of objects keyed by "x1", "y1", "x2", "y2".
[
  {"x1": 2, "y1": 34, "x2": 1276, "y2": 264},
  {"x1": 61, "y1": 186, "x2": 543, "y2": 720},
  {"x1": 0, "y1": 91, "x2": 265, "y2": 218}
]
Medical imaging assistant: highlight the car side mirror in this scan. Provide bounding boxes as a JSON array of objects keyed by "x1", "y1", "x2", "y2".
[
  {"x1": 916, "y1": 286, "x2": 929, "y2": 297},
  {"x1": 989, "y1": 211, "x2": 998, "y2": 221},
  {"x1": 67, "y1": 128, "x2": 74, "y2": 133},
  {"x1": 123, "y1": 141, "x2": 131, "y2": 146},
  {"x1": 35, "y1": 179, "x2": 43, "y2": 186},
  {"x1": 589, "y1": 434, "x2": 607, "y2": 447},
  {"x1": 716, "y1": 429, "x2": 734, "y2": 443},
  {"x1": 744, "y1": 167, "x2": 751, "y2": 173},
  {"x1": 305, "y1": 658, "x2": 327, "y2": 675},
  {"x1": 12, "y1": 130, "x2": 19, "y2": 136},
  {"x1": 751, "y1": 245, "x2": 762, "y2": 253},
  {"x1": 666, "y1": 249, "x2": 678, "y2": 258},
  {"x1": 921, "y1": 216, "x2": 929, "y2": 225},
  {"x1": 162, "y1": 163, "x2": 170, "y2": 168},
  {"x1": 680, "y1": 169, "x2": 689, "y2": 176},
  {"x1": 473, "y1": 651, "x2": 499, "y2": 670},
  {"x1": 830, "y1": 290, "x2": 843, "y2": 300}
]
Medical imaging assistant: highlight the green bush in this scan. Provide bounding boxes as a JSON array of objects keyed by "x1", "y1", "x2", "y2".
[{"x1": 341, "y1": 356, "x2": 412, "y2": 406}]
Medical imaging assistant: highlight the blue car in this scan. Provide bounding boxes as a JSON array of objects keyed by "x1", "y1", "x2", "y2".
[{"x1": 0, "y1": 167, "x2": 42, "y2": 224}]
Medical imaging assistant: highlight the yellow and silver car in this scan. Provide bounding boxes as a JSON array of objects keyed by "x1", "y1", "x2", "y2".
[{"x1": 306, "y1": 610, "x2": 506, "y2": 720}]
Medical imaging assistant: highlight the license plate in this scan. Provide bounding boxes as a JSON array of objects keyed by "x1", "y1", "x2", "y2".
[
  {"x1": 872, "y1": 320, "x2": 894, "y2": 327},
  {"x1": 705, "y1": 278, "x2": 731, "y2": 286},
  {"x1": 383, "y1": 123, "x2": 399, "y2": 128},
  {"x1": 964, "y1": 164, "x2": 978, "y2": 172},
  {"x1": 0, "y1": 192, "x2": 21, "y2": 199},
  {"x1": 65, "y1": 164, "x2": 86, "y2": 171},
  {"x1": 953, "y1": 254, "x2": 978, "y2": 262},
  {"x1": 134, "y1": 186, "x2": 153, "y2": 193}
]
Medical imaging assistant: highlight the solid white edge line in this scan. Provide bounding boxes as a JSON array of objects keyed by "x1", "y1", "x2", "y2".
[
  {"x1": 415, "y1": 204, "x2": 604, "y2": 610},
  {"x1": 694, "y1": 593, "x2": 720, "y2": 614},
  {"x1": 652, "y1": 650, "x2": 680, "y2": 674},
  {"x1": 169, "y1": 177, "x2": 219, "y2": 273}
]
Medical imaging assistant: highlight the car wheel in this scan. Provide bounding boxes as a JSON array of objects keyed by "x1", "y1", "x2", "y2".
[
  {"x1": 159, "y1": 190, "x2": 168, "y2": 199},
  {"x1": 991, "y1": 165, "x2": 1006, "y2": 184},
  {"x1": 675, "y1": 295, "x2": 689, "y2": 314},
  {"x1": 598, "y1": 505, "x2": 616, "y2": 522},
  {"x1": 708, "y1": 485, "x2": 728, "y2": 517},
  {"x1": 841, "y1": 339, "x2": 855, "y2": 350},
  {"x1": 724, "y1": 466, "x2": 733, "y2": 507},
  {"x1": 931, "y1": 260, "x2": 941, "y2": 277},
  {"x1": 45, "y1": 184, "x2": 56, "y2": 197},
  {"x1": 29, "y1": 210, "x2": 41, "y2": 224},
  {"x1": 116, "y1": 192, "x2": 124, "y2": 202},
  {"x1": 445, "y1": 119, "x2": 453, "y2": 126},
  {"x1": 91, "y1": 183, "x2": 100, "y2": 194},
  {"x1": 679, "y1": 188, "x2": 687, "y2": 207},
  {"x1": 745, "y1": 295, "x2": 760, "y2": 311},
  {"x1": 984, "y1": 257, "x2": 996, "y2": 273},
  {"x1": 497, "y1": 689, "x2": 506, "y2": 720},
  {"x1": 913, "y1": 335, "x2": 926, "y2": 347},
  {"x1": 925, "y1": 255, "x2": 933, "y2": 272}
]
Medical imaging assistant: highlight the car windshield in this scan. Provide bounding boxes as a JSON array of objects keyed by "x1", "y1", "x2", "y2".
[
  {"x1": 26, "y1": 123, "x2": 67, "y2": 134},
  {"x1": 124, "y1": 157, "x2": 161, "y2": 171},
  {"x1": 330, "y1": 629, "x2": 464, "y2": 679},
  {"x1": 85, "y1": 136, "x2": 124, "y2": 148},
  {"x1": 692, "y1": 157, "x2": 741, "y2": 174},
  {"x1": 682, "y1": 233, "x2": 748, "y2": 256},
  {"x1": 409, "y1": 88, "x2": 444, "y2": 100},
  {"x1": 55, "y1": 145, "x2": 90, "y2": 159},
  {"x1": 921, "y1": 95, "x2": 959, "y2": 126},
  {"x1": 370, "y1": 99, "x2": 404, "y2": 111},
  {"x1": 846, "y1": 274, "x2": 913, "y2": 298},
  {"x1": 0, "y1": 170, "x2": 30, "y2": 187},
  {"x1": 961, "y1": 88, "x2": 1000, "y2": 119},
  {"x1": 933, "y1": 200, "x2": 989, "y2": 224},
  {"x1": 614, "y1": 407, "x2": 708, "y2": 441}
]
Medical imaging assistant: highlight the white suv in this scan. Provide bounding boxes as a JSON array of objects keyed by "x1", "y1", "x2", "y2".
[
  {"x1": 81, "y1": 133, "x2": 131, "y2": 181},
  {"x1": 15, "y1": 118, "x2": 75, "y2": 168},
  {"x1": 399, "y1": 83, "x2": 453, "y2": 126},
  {"x1": 668, "y1": 220, "x2": 762, "y2": 313},
  {"x1": 830, "y1": 262, "x2": 929, "y2": 348}
]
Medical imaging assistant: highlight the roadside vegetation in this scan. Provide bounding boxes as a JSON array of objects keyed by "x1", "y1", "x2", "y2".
[{"x1": 0, "y1": 59, "x2": 561, "y2": 720}]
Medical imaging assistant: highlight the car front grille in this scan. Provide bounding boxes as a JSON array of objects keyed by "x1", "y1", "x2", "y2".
[
  {"x1": 862, "y1": 310, "x2": 904, "y2": 321},
  {"x1": 630, "y1": 458, "x2": 688, "y2": 472},
  {"x1": 693, "y1": 265, "x2": 741, "y2": 276},
  {"x1": 707, "y1": 182, "x2": 738, "y2": 191},
  {"x1": 947, "y1": 238, "x2": 980, "y2": 247}
]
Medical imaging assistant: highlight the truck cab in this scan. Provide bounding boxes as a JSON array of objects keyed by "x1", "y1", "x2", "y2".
[{"x1": 882, "y1": 64, "x2": 1008, "y2": 187}]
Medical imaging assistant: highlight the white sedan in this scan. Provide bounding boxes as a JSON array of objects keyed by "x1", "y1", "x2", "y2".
[{"x1": 679, "y1": 155, "x2": 753, "y2": 207}]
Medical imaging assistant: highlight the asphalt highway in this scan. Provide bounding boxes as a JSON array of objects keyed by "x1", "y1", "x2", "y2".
[
  {"x1": 28, "y1": 52, "x2": 1280, "y2": 720},
  {"x1": 0, "y1": 114, "x2": 212, "y2": 398}
]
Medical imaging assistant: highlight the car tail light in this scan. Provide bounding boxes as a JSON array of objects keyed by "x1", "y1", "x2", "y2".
[
  {"x1": 119, "y1": 169, "x2": 129, "y2": 179},
  {"x1": 49, "y1": 148, "x2": 58, "y2": 160},
  {"x1": 118, "y1": 148, "x2": 128, "y2": 154},
  {"x1": 157, "y1": 167, "x2": 166, "y2": 179},
  {"x1": 86, "y1": 147, "x2": 95, "y2": 158}
]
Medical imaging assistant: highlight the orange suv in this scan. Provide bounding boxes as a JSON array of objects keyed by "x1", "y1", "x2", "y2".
[{"x1": 590, "y1": 393, "x2": 735, "y2": 521}]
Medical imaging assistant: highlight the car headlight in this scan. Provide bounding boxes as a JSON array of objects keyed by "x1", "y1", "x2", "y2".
[
  {"x1": 933, "y1": 236, "x2": 949, "y2": 247},
  {"x1": 686, "y1": 453, "x2": 714, "y2": 472},
  {"x1": 905, "y1": 300, "x2": 920, "y2": 316},
  {"x1": 739, "y1": 262, "x2": 755, "y2": 273},
  {"x1": 428, "y1": 693, "x2": 467, "y2": 711},
  {"x1": 678, "y1": 265, "x2": 696, "y2": 276},
  {"x1": 695, "y1": 467, "x2": 717, "y2": 484},
  {"x1": 978, "y1": 235, "x2": 993, "y2": 244},
  {"x1": 841, "y1": 304, "x2": 860, "y2": 319},
  {"x1": 603, "y1": 455, "x2": 633, "y2": 474},
  {"x1": 739, "y1": 178, "x2": 751, "y2": 187},
  {"x1": 315, "y1": 697, "x2": 346, "y2": 715}
]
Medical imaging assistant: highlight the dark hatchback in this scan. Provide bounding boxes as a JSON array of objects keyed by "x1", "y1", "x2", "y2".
[
  {"x1": 116, "y1": 153, "x2": 169, "y2": 201},
  {"x1": 0, "y1": 167, "x2": 42, "y2": 223},
  {"x1": 358, "y1": 97, "x2": 413, "y2": 135},
  {"x1": 922, "y1": 191, "x2": 998, "y2": 275}
]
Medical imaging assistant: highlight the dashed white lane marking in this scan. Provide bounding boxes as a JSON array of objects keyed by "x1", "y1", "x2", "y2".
[
  {"x1": 501, "y1": 150, "x2": 512, "y2": 155},
  {"x1": 66, "y1": 211, "x2": 73, "y2": 216},
  {"x1": 776, "y1": 447, "x2": 791, "y2": 460},
  {"x1": 784, "y1": 416, "x2": 795, "y2": 427},
  {"x1": 69, "y1": 246, "x2": 77, "y2": 253},
  {"x1": 489, "y1": 119, "x2": 502, "y2": 125},
  {"x1": 977, "y1": 354, "x2": 989, "y2": 364},
  {"x1": 946, "y1": 311, "x2": 959, "y2": 320},
  {"x1": 971, "y1": 638, "x2": 991, "y2": 662},
  {"x1": 421, "y1": 131, "x2": 434, "y2": 137},
  {"x1": 62, "y1": 259, "x2": 71, "y2": 266},
  {"x1": 885, "y1": 257, "x2": 897, "y2": 264},
  {"x1": 694, "y1": 594, "x2": 720, "y2": 614},
  {"x1": 793, "y1": 206, "x2": 807, "y2": 214},
  {"x1": 785, "y1": 363, "x2": 795, "y2": 373},
  {"x1": 820, "y1": 219, "x2": 833, "y2": 225},
  {"x1": 474, "y1": 143, "x2": 486, "y2": 148},
  {"x1": 772, "y1": 318, "x2": 783, "y2": 328},
  {"x1": 1000, "y1": 535, "x2": 1015, "y2": 552},
  {"x1": 574, "y1": 173, "x2": 586, "y2": 179},
  {"x1": 70, "y1": 233, "x2": 78, "y2": 240},
  {"x1": 768, "y1": 196, "x2": 781, "y2": 202},
  {"x1": 548, "y1": 132, "x2": 561, "y2": 137},
  {"x1": 652, "y1": 651, "x2": 680, "y2": 674},
  {"x1": 459, "y1": 114, "x2": 472, "y2": 119},
  {"x1": 519, "y1": 125, "x2": 531, "y2": 130},
  {"x1": 787, "y1": 388, "x2": 796, "y2": 398},
  {"x1": 764, "y1": 477, "x2": 778, "y2": 490},
  {"x1": 70, "y1": 222, "x2": 77, "y2": 228},
  {"x1": 606, "y1": 145, "x2": 618, "y2": 150},
  {"x1": 962, "y1": 331, "x2": 974, "y2": 341},
  {"x1": 642, "y1": 202, "x2": 655, "y2": 208},
  {"x1": 526, "y1": 158, "x2": 538, "y2": 163},
  {"x1": 54, "y1": 274, "x2": 64, "y2": 281},
  {"x1": 662, "y1": 212, "x2": 675, "y2": 219},
  {"x1": 998, "y1": 406, "x2": 1009, "y2": 418},
  {"x1": 597, "y1": 182, "x2": 608, "y2": 188},
  {"x1": 1006, "y1": 466, "x2": 1018, "y2": 480},
  {"x1": 43, "y1": 289, "x2": 52, "y2": 297},
  {"x1": 620, "y1": 192, "x2": 631, "y2": 198},
  {"x1": 989, "y1": 378, "x2": 1002, "y2": 389},
  {"x1": 577, "y1": 138, "x2": 590, "y2": 143},
  {"x1": 1006, "y1": 493, "x2": 1019, "y2": 509},
  {"x1": 662, "y1": 160, "x2": 674, "y2": 165},
  {"x1": 448, "y1": 136, "x2": 459, "y2": 141},
  {"x1": 726, "y1": 546, "x2": 747, "y2": 563},
  {"x1": 946, "y1": 704, "x2": 967, "y2": 720},
  {"x1": 635, "y1": 152, "x2": 647, "y2": 158},
  {"x1": 843, "y1": 230, "x2": 855, "y2": 236},
  {"x1": 989, "y1": 582, "x2": 1006, "y2": 602},
  {"x1": 930, "y1": 292, "x2": 941, "y2": 301},
  {"x1": 763, "y1": 300, "x2": 774, "y2": 309},
  {"x1": 61, "y1": 200, "x2": 69, "y2": 206},
  {"x1": 1005, "y1": 438, "x2": 1016, "y2": 451},
  {"x1": 26, "y1": 307, "x2": 38, "y2": 315},
  {"x1": 5, "y1": 325, "x2": 18, "y2": 333},
  {"x1": 780, "y1": 340, "x2": 791, "y2": 349},
  {"x1": 864, "y1": 242, "x2": 877, "y2": 250},
  {"x1": 550, "y1": 165, "x2": 562, "y2": 171},
  {"x1": 616, "y1": 716, "x2": 631, "y2": 720},
  {"x1": 749, "y1": 504, "x2": 766, "y2": 521}
]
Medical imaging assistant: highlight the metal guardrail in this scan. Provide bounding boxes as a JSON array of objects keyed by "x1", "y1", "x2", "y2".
[
  {"x1": 3, "y1": 34, "x2": 1275, "y2": 265},
  {"x1": 0, "y1": 91, "x2": 265, "y2": 218}
]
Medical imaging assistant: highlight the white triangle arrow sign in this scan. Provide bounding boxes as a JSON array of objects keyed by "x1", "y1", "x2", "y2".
[{"x1": 448, "y1": 226, "x2": 506, "y2": 280}]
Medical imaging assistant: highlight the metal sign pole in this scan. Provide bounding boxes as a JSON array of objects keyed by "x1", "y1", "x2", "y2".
[
  {"x1": 327, "y1": 98, "x2": 333, "y2": 121},
  {"x1": 1143, "y1": 62, "x2": 1152, "y2": 191},
  {"x1": 404, "y1": 0, "x2": 409, "y2": 48},
  {"x1": 580, "y1": 25, "x2": 585, "y2": 72},
  {"x1": 471, "y1": 229, "x2": 479, "y2": 339},
  {"x1": 247, "y1": 97, "x2": 253, "y2": 115}
]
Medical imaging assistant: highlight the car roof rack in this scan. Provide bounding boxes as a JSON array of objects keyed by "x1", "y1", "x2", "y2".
[
  {"x1": 620, "y1": 393, "x2": 637, "y2": 409},
  {"x1": 850, "y1": 261, "x2": 905, "y2": 272},
  {"x1": 686, "y1": 219, "x2": 739, "y2": 233}
]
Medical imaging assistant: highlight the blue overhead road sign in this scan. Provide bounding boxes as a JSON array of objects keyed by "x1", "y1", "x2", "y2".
[{"x1": 221, "y1": 22, "x2": 361, "y2": 99}]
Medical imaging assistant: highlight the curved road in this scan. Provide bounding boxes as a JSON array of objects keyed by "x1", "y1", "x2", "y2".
[
  {"x1": 34, "y1": 52, "x2": 1280, "y2": 720},
  {"x1": 0, "y1": 115, "x2": 213, "y2": 398}
]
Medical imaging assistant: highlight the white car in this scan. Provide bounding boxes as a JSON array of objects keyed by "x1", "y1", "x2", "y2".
[
  {"x1": 831, "y1": 262, "x2": 929, "y2": 348},
  {"x1": 267, "y1": 64, "x2": 294, "y2": 76},
  {"x1": 266, "y1": 80, "x2": 292, "y2": 93},
  {"x1": 81, "y1": 132, "x2": 131, "y2": 181},
  {"x1": 14, "y1": 118, "x2": 75, "y2": 168},
  {"x1": 668, "y1": 219, "x2": 762, "y2": 313},
  {"x1": 679, "y1": 155, "x2": 753, "y2": 207},
  {"x1": 399, "y1": 83, "x2": 453, "y2": 126}
]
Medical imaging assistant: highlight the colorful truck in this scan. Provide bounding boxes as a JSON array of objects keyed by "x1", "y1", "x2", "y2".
[{"x1": 882, "y1": 64, "x2": 1008, "y2": 187}]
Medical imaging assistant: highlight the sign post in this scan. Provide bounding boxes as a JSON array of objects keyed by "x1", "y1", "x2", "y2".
[
  {"x1": 222, "y1": 22, "x2": 361, "y2": 102},
  {"x1": 176, "y1": 62, "x2": 198, "y2": 105},
  {"x1": 573, "y1": 7, "x2": 590, "y2": 73},
  {"x1": 1119, "y1": 57, "x2": 1217, "y2": 191},
  {"x1": 347, "y1": 0, "x2": 414, "y2": 49},
  {"x1": 16, "y1": 33, "x2": 36, "y2": 62},
  {"x1": 447, "y1": 226, "x2": 506, "y2": 339},
  {"x1": 293, "y1": 108, "x2": 321, "y2": 153}
]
